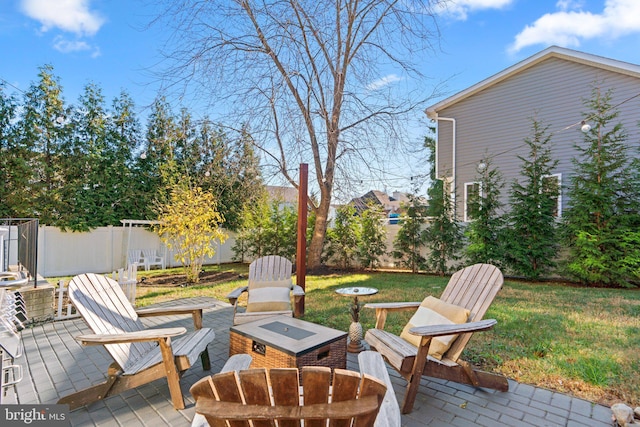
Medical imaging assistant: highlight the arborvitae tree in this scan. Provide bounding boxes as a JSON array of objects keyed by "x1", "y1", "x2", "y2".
[
  {"x1": 233, "y1": 195, "x2": 298, "y2": 261},
  {"x1": 356, "y1": 202, "x2": 387, "y2": 270},
  {"x1": 0, "y1": 86, "x2": 22, "y2": 217},
  {"x1": 196, "y1": 124, "x2": 264, "y2": 231},
  {"x1": 3, "y1": 65, "x2": 267, "y2": 233},
  {"x1": 109, "y1": 91, "x2": 145, "y2": 220},
  {"x1": 16, "y1": 64, "x2": 71, "y2": 224},
  {"x1": 423, "y1": 131, "x2": 463, "y2": 275},
  {"x1": 142, "y1": 96, "x2": 181, "y2": 204},
  {"x1": 393, "y1": 194, "x2": 429, "y2": 273},
  {"x1": 198, "y1": 122, "x2": 232, "y2": 220},
  {"x1": 59, "y1": 82, "x2": 114, "y2": 230},
  {"x1": 464, "y1": 156, "x2": 505, "y2": 266},
  {"x1": 173, "y1": 107, "x2": 199, "y2": 175},
  {"x1": 504, "y1": 119, "x2": 559, "y2": 279},
  {"x1": 224, "y1": 127, "x2": 264, "y2": 230},
  {"x1": 264, "y1": 201, "x2": 298, "y2": 260},
  {"x1": 324, "y1": 204, "x2": 359, "y2": 269},
  {"x1": 425, "y1": 179, "x2": 463, "y2": 275},
  {"x1": 233, "y1": 192, "x2": 271, "y2": 261},
  {"x1": 562, "y1": 87, "x2": 640, "y2": 287}
]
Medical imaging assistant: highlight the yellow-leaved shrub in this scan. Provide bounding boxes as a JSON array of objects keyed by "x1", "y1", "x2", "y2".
[{"x1": 156, "y1": 184, "x2": 227, "y2": 283}]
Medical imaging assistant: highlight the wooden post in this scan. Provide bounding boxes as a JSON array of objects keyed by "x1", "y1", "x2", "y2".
[{"x1": 296, "y1": 163, "x2": 308, "y2": 316}]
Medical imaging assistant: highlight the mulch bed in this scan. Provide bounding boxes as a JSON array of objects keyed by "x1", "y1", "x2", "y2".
[{"x1": 138, "y1": 270, "x2": 240, "y2": 287}]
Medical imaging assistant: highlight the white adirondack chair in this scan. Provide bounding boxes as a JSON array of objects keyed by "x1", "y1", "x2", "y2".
[
  {"x1": 127, "y1": 249, "x2": 144, "y2": 270},
  {"x1": 142, "y1": 248, "x2": 165, "y2": 271},
  {"x1": 58, "y1": 273, "x2": 215, "y2": 410},
  {"x1": 226, "y1": 255, "x2": 305, "y2": 325}
]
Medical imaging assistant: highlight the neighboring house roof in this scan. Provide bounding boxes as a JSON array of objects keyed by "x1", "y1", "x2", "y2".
[
  {"x1": 426, "y1": 45, "x2": 640, "y2": 118},
  {"x1": 266, "y1": 185, "x2": 298, "y2": 205},
  {"x1": 350, "y1": 190, "x2": 413, "y2": 214}
]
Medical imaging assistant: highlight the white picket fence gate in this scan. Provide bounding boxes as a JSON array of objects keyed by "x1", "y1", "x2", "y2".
[{"x1": 55, "y1": 280, "x2": 79, "y2": 321}]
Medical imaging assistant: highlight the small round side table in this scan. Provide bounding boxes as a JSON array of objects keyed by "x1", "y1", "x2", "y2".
[{"x1": 335, "y1": 286, "x2": 378, "y2": 353}]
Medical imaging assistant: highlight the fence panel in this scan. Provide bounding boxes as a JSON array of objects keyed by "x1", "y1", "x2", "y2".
[{"x1": 36, "y1": 226, "x2": 237, "y2": 277}]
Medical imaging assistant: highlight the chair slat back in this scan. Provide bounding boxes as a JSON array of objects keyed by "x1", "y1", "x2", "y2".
[
  {"x1": 440, "y1": 263, "x2": 503, "y2": 362},
  {"x1": 248, "y1": 255, "x2": 292, "y2": 285},
  {"x1": 193, "y1": 367, "x2": 386, "y2": 427},
  {"x1": 68, "y1": 273, "x2": 155, "y2": 372},
  {"x1": 128, "y1": 249, "x2": 142, "y2": 266}
]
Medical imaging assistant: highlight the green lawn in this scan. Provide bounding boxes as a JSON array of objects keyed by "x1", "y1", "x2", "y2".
[{"x1": 114, "y1": 263, "x2": 640, "y2": 407}]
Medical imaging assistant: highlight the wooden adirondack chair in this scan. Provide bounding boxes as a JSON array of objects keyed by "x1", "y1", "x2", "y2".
[
  {"x1": 191, "y1": 365, "x2": 387, "y2": 427},
  {"x1": 58, "y1": 273, "x2": 216, "y2": 410},
  {"x1": 227, "y1": 255, "x2": 305, "y2": 325},
  {"x1": 190, "y1": 351, "x2": 400, "y2": 427},
  {"x1": 364, "y1": 263, "x2": 509, "y2": 414}
]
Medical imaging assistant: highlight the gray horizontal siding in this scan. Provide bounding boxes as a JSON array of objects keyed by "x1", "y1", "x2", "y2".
[{"x1": 435, "y1": 57, "x2": 640, "y2": 220}]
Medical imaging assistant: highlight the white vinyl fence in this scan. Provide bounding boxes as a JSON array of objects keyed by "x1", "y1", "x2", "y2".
[
  {"x1": 35, "y1": 225, "x2": 237, "y2": 277},
  {"x1": 8, "y1": 222, "x2": 417, "y2": 278}
]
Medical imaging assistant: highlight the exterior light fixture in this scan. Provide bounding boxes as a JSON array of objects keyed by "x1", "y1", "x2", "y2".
[
  {"x1": 477, "y1": 162, "x2": 487, "y2": 173},
  {"x1": 580, "y1": 121, "x2": 591, "y2": 133}
]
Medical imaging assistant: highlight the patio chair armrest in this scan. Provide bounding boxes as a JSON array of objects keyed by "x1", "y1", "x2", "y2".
[
  {"x1": 364, "y1": 302, "x2": 420, "y2": 311},
  {"x1": 226, "y1": 286, "x2": 248, "y2": 305},
  {"x1": 137, "y1": 304, "x2": 213, "y2": 329},
  {"x1": 75, "y1": 327, "x2": 187, "y2": 346},
  {"x1": 409, "y1": 319, "x2": 497, "y2": 338},
  {"x1": 220, "y1": 354, "x2": 253, "y2": 373},
  {"x1": 358, "y1": 351, "x2": 401, "y2": 427},
  {"x1": 364, "y1": 302, "x2": 421, "y2": 329},
  {"x1": 292, "y1": 285, "x2": 305, "y2": 296},
  {"x1": 136, "y1": 304, "x2": 212, "y2": 317}
]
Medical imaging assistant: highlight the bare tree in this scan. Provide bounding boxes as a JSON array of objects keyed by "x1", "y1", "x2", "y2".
[{"x1": 151, "y1": 0, "x2": 445, "y2": 269}]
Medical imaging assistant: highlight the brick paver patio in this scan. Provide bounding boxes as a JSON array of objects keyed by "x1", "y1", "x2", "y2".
[{"x1": 4, "y1": 297, "x2": 613, "y2": 426}]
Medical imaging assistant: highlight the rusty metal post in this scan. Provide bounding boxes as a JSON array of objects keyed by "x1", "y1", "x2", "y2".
[{"x1": 295, "y1": 163, "x2": 308, "y2": 316}]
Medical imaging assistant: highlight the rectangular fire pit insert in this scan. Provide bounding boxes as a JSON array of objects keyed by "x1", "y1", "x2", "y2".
[{"x1": 229, "y1": 316, "x2": 347, "y2": 370}]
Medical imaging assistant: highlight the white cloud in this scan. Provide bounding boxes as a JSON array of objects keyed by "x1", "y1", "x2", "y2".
[
  {"x1": 20, "y1": 0, "x2": 104, "y2": 36},
  {"x1": 556, "y1": 0, "x2": 585, "y2": 12},
  {"x1": 436, "y1": 0, "x2": 514, "y2": 21},
  {"x1": 509, "y1": 0, "x2": 640, "y2": 53},
  {"x1": 366, "y1": 74, "x2": 403, "y2": 91},
  {"x1": 53, "y1": 35, "x2": 101, "y2": 57}
]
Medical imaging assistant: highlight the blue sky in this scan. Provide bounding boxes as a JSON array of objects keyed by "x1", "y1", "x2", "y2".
[{"x1": 2, "y1": 0, "x2": 640, "y2": 194}]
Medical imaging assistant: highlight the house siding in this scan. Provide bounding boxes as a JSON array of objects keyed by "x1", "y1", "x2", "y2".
[{"x1": 434, "y1": 56, "x2": 640, "y2": 220}]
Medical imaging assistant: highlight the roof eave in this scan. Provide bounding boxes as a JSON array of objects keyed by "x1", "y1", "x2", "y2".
[{"x1": 424, "y1": 45, "x2": 640, "y2": 117}]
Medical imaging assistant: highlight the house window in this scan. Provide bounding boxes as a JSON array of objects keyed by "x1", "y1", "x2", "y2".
[
  {"x1": 464, "y1": 182, "x2": 481, "y2": 222},
  {"x1": 541, "y1": 174, "x2": 562, "y2": 218}
]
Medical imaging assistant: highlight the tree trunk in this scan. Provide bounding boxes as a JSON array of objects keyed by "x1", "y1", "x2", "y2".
[{"x1": 307, "y1": 186, "x2": 332, "y2": 270}]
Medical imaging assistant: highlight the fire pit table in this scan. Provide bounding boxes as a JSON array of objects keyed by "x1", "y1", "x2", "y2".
[{"x1": 229, "y1": 316, "x2": 347, "y2": 371}]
